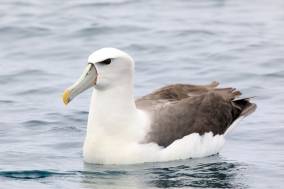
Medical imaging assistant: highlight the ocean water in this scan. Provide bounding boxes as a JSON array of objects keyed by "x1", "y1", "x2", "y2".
[{"x1": 0, "y1": 0, "x2": 284, "y2": 188}]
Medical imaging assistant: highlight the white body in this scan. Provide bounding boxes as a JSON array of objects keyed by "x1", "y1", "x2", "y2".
[
  {"x1": 82, "y1": 88, "x2": 228, "y2": 164},
  {"x1": 66, "y1": 48, "x2": 237, "y2": 164}
]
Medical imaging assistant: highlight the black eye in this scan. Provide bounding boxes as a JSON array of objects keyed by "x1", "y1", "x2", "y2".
[{"x1": 99, "y1": 58, "x2": 111, "y2": 65}]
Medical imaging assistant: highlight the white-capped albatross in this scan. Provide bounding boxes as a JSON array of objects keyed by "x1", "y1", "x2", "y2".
[{"x1": 62, "y1": 48, "x2": 256, "y2": 164}]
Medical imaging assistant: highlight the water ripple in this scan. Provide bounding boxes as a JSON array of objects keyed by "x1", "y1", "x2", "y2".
[
  {"x1": 0, "y1": 26, "x2": 51, "y2": 39},
  {"x1": 13, "y1": 87, "x2": 58, "y2": 96},
  {"x1": 0, "y1": 100, "x2": 14, "y2": 104},
  {"x1": 21, "y1": 120, "x2": 59, "y2": 127},
  {"x1": 0, "y1": 0, "x2": 283, "y2": 188},
  {"x1": 0, "y1": 170, "x2": 128, "y2": 180},
  {"x1": 147, "y1": 161, "x2": 245, "y2": 188},
  {"x1": 0, "y1": 170, "x2": 64, "y2": 179},
  {"x1": 0, "y1": 69, "x2": 52, "y2": 81},
  {"x1": 71, "y1": 0, "x2": 135, "y2": 8}
]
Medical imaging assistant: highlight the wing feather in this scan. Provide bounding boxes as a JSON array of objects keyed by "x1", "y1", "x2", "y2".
[{"x1": 136, "y1": 82, "x2": 256, "y2": 147}]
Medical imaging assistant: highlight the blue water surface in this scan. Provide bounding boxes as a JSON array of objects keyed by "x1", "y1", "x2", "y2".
[{"x1": 0, "y1": 0, "x2": 284, "y2": 188}]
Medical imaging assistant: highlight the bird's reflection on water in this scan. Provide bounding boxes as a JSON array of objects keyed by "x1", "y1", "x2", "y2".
[
  {"x1": 147, "y1": 160, "x2": 246, "y2": 188},
  {"x1": 80, "y1": 156, "x2": 247, "y2": 189}
]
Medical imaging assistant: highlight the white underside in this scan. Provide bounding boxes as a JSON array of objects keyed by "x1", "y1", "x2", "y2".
[
  {"x1": 83, "y1": 131, "x2": 226, "y2": 165},
  {"x1": 83, "y1": 112, "x2": 243, "y2": 165},
  {"x1": 83, "y1": 88, "x2": 243, "y2": 165}
]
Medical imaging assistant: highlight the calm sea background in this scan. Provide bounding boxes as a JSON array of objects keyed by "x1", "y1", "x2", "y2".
[{"x1": 0, "y1": 0, "x2": 284, "y2": 188}]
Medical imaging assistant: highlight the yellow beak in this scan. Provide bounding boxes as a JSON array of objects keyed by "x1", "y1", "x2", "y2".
[
  {"x1": 62, "y1": 63, "x2": 97, "y2": 105},
  {"x1": 62, "y1": 90, "x2": 71, "y2": 105}
]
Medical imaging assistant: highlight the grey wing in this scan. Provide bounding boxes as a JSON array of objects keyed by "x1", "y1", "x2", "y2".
[
  {"x1": 136, "y1": 82, "x2": 256, "y2": 147},
  {"x1": 136, "y1": 81, "x2": 220, "y2": 111}
]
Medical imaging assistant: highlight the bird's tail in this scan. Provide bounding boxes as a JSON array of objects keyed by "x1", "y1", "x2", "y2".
[{"x1": 233, "y1": 97, "x2": 257, "y2": 117}]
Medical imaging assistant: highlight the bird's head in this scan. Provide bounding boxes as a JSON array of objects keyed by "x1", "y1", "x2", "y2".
[{"x1": 62, "y1": 48, "x2": 134, "y2": 105}]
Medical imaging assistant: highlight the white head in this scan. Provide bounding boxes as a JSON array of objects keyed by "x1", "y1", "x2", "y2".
[{"x1": 63, "y1": 48, "x2": 135, "y2": 105}]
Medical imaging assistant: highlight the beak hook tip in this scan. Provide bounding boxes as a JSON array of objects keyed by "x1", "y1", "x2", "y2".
[{"x1": 62, "y1": 90, "x2": 71, "y2": 106}]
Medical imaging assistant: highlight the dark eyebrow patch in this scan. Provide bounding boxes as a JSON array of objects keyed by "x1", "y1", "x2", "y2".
[{"x1": 98, "y1": 58, "x2": 112, "y2": 65}]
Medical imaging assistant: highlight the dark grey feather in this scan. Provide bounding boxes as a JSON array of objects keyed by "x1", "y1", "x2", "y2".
[{"x1": 136, "y1": 81, "x2": 256, "y2": 147}]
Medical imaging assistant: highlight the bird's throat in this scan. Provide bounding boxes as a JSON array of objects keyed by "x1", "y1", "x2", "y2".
[
  {"x1": 86, "y1": 86, "x2": 139, "y2": 134},
  {"x1": 83, "y1": 86, "x2": 150, "y2": 164}
]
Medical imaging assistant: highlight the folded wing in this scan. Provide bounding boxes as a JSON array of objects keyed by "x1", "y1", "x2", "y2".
[{"x1": 136, "y1": 81, "x2": 256, "y2": 147}]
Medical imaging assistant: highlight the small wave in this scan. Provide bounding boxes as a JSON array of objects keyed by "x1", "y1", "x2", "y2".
[
  {"x1": 0, "y1": 69, "x2": 53, "y2": 84},
  {"x1": 78, "y1": 170, "x2": 127, "y2": 176},
  {"x1": 8, "y1": 69, "x2": 50, "y2": 77},
  {"x1": 0, "y1": 26, "x2": 51, "y2": 39},
  {"x1": 22, "y1": 120, "x2": 59, "y2": 127},
  {"x1": 0, "y1": 170, "x2": 127, "y2": 180},
  {"x1": 50, "y1": 125, "x2": 84, "y2": 133},
  {"x1": 147, "y1": 161, "x2": 243, "y2": 188},
  {"x1": 175, "y1": 29, "x2": 216, "y2": 37},
  {"x1": 263, "y1": 70, "x2": 284, "y2": 78},
  {"x1": 70, "y1": 0, "x2": 134, "y2": 8},
  {"x1": 0, "y1": 100, "x2": 14, "y2": 104},
  {"x1": 75, "y1": 25, "x2": 114, "y2": 36},
  {"x1": 63, "y1": 111, "x2": 89, "y2": 123},
  {"x1": 0, "y1": 170, "x2": 64, "y2": 179},
  {"x1": 74, "y1": 24, "x2": 147, "y2": 37},
  {"x1": 13, "y1": 86, "x2": 58, "y2": 96},
  {"x1": 77, "y1": 110, "x2": 89, "y2": 116}
]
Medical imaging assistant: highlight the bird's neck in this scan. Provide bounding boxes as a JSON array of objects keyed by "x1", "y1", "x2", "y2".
[
  {"x1": 86, "y1": 82, "x2": 141, "y2": 136},
  {"x1": 92, "y1": 83, "x2": 136, "y2": 113},
  {"x1": 83, "y1": 79, "x2": 151, "y2": 164}
]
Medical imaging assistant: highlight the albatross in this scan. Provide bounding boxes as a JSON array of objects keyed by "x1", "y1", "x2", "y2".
[{"x1": 62, "y1": 48, "x2": 256, "y2": 164}]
